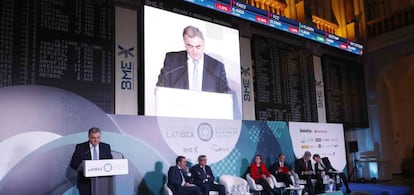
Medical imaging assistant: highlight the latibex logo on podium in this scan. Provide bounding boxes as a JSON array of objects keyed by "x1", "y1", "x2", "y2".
[
  {"x1": 86, "y1": 163, "x2": 113, "y2": 173},
  {"x1": 104, "y1": 163, "x2": 112, "y2": 172},
  {"x1": 88, "y1": 167, "x2": 103, "y2": 172}
]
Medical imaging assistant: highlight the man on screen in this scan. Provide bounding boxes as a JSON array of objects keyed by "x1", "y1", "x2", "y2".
[
  {"x1": 70, "y1": 127, "x2": 113, "y2": 195},
  {"x1": 156, "y1": 25, "x2": 230, "y2": 93}
]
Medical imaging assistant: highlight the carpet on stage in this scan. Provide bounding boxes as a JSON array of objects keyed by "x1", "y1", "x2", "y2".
[{"x1": 321, "y1": 182, "x2": 411, "y2": 195}]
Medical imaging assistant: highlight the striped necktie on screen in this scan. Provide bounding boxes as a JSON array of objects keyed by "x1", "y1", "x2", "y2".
[{"x1": 192, "y1": 59, "x2": 201, "y2": 91}]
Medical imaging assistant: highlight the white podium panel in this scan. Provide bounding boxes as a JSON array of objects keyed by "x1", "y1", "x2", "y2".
[
  {"x1": 155, "y1": 87, "x2": 233, "y2": 119},
  {"x1": 84, "y1": 159, "x2": 128, "y2": 177}
]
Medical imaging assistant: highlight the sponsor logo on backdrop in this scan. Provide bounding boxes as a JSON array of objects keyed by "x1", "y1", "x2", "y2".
[
  {"x1": 300, "y1": 129, "x2": 312, "y2": 133},
  {"x1": 197, "y1": 123, "x2": 213, "y2": 141},
  {"x1": 166, "y1": 126, "x2": 195, "y2": 138},
  {"x1": 301, "y1": 145, "x2": 313, "y2": 149},
  {"x1": 183, "y1": 146, "x2": 199, "y2": 153},
  {"x1": 315, "y1": 138, "x2": 322, "y2": 142},
  {"x1": 323, "y1": 144, "x2": 339, "y2": 148},
  {"x1": 214, "y1": 127, "x2": 238, "y2": 138},
  {"x1": 314, "y1": 129, "x2": 328, "y2": 133},
  {"x1": 159, "y1": 118, "x2": 242, "y2": 163},
  {"x1": 211, "y1": 144, "x2": 230, "y2": 152}
]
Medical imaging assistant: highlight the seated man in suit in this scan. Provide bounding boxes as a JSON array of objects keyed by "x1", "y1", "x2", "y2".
[
  {"x1": 270, "y1": 153, "x2": 293, "y2": 187},
  {"x1": 156, "y1": 25, "x2": 230, "y2": 94},
  {"x1": 168, "y1": 155, "x2": 202, "y2": 195},
  {"x1": 313, "y1": 154, "x2": 352, "y2": 194},
  {"x1": 191, "y1": 155, "x2": 225, "y2": 195},
  {"x1": 70, "y1": 127, "x2": 113, "y2": 195},
  {"x1": 295, "y1": 151, "x2": 316, "y2": 195}
]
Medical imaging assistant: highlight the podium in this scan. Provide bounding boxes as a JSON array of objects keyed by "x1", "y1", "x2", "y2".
[
  {"x1": 82, "y1": 159, "x2": 128, "y2": 195},
  {"x1": 155, "y1": 86, "x2": 234, "y2": 119}
]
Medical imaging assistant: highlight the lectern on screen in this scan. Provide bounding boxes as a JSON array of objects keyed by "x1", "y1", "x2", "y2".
[
  {"x1": 144, "y1": 5, "x2": 242, "y2": 119},
  {"x1": 155, "y1": 87, "x2": 233, "y2": 119}
]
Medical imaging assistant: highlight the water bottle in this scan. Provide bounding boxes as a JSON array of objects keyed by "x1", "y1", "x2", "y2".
[
  {"x1": 237, "y1": 184, "x2": 241, "y2": 192},
  {"x1": 240, "y1": 184, "x2": 245, "y2": 195},
  {"x1": 231, "y1": 185, "x2": 236, "y2": 194}
]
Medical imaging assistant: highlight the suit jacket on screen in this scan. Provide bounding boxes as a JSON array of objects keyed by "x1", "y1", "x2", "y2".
[{"x1": 156, "y1": 51, "x2": 230, "y2": 93}]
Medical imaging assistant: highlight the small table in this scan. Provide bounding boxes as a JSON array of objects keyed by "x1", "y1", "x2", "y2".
[
  {"x1": 327, "y1": 171, "x2": 343, "y2": 191},
  {"x1": 285, "y1": 185, "x2": 305, "y2": 195}
]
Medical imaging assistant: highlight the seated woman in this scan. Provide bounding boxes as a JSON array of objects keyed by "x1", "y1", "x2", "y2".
[{"x1": 249, "y1": 154, "x2": 276, "y2": 195}]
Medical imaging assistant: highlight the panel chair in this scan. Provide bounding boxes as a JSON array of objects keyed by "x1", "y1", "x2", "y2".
[
  {"x1": 269, "y1": 174, "x2": 287, "y2": 194},
  {"x1": 163, "y1": 176, "x2": 219, "y2": 195},
  {"x1": 246, "y1": 173, "x2": 264, "y2": 195},
  {"x1": 219, "y1": 175, "x2": 249, "y2": 194}
]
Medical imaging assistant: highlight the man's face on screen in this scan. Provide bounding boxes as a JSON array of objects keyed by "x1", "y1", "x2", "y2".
[{"x1": 184, "y1": 34, "x2": 204, "y2": 60}]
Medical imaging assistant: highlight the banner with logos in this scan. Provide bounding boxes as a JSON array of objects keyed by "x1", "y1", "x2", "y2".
[
  {"x1": 115, "y1": 6, "x2": 138, "y2": 114},
  {"x1": 313, "y1": 56, "x2": 327, "y2": 123},
  {"x1": 289, "y1": 121, "x2": 346, "y2": 170},
  {"x1": 240, "y1": 37, "x2": 256, "y2": 120}
]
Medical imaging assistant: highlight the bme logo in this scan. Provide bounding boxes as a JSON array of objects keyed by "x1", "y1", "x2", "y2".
[{"x1": 118, "y1": 45, "x2": 135, "y2": 90}]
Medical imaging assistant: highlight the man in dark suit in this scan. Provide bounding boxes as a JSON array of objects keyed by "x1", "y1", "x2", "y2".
[
  {"x1": 156, "y1": 25, "x2": 230, "y2": 94},
  {"x1": 313, "y1": 154, "x2": 352, "y2": 194},
  {"x1": 270, "y1": 153, "x2": 293, "y2": 186},
  {"x1": 70, "y1": 127, "x2": 113, "y2": 195},
  {"x1": 295, "y1": 151, "x2": 315, "y2": 195},
  {"x1": 168, "y1": 155, "x2": 202, "y2": 195},
  {"x1": 191, "y1": 155, "x2": 225, "y2": 195}
]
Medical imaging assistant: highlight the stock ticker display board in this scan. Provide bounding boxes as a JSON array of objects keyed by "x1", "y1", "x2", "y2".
[
  {"x1": 0, "y1": 0, "x2": 114, "y2": 113},
  {"x1": 252, "y1": 35, "x2": 318, "y2": 122},
  {"x1": 184, "y1": 0, "x2": 363, "y2": 56},
  {"x1": 322, "y1": 56, "x2": 369, "y2": 128}
]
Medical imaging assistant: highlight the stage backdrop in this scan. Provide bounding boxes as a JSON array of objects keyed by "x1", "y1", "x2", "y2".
[{"x1": 0, "y1": 85, "x2": 346, "y2": 195}]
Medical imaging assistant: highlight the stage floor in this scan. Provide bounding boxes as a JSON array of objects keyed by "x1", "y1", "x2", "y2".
[{"x1": 329, "y1": 175, "x2": 413, "y2": 195}]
